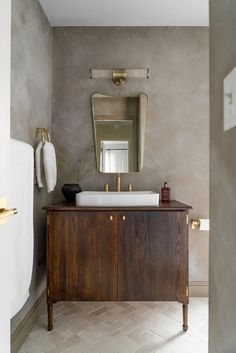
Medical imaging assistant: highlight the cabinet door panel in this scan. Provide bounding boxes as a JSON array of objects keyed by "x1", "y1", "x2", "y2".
[
  {"x1": 47, "y1": 211, "x2": 117, "y2": 301},
  {"x1": 117, "y1": 211, "x2": 188, "y2": 301}
]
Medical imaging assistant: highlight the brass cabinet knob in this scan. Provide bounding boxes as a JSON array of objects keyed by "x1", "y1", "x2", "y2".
[{"x1": 109, "y1": 215, "x2": 113, "y2": 221}]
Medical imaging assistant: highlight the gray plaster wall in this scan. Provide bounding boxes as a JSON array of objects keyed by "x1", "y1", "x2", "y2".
[
  {"x1": 209, "y1": 1, "x2": 236, "y2": 352},
  {"x1": 10, "y1": 0, "x2": 52, "y2": 333},
  {"x1": 52, "y1": 27, "x2": 209, "y2": 284}
]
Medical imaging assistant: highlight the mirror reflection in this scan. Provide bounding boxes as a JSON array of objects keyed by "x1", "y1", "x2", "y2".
[{"x1": 92, "y1": 93, "x2": 148, "y2": 173}]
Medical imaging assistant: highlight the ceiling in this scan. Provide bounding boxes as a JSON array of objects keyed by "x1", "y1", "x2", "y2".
[{"x1": 39, "y1": 0, "x2": 209, "y2": 27}]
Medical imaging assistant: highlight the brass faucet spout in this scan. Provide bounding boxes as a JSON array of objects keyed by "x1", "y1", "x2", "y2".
[{"x1": 116, "y1": 173, "x2": 121, "y2": 192}]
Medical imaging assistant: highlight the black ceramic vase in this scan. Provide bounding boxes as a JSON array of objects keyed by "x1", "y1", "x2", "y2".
[{"x1": 61, "y1": 184, "x2": 82, "y2": 202}]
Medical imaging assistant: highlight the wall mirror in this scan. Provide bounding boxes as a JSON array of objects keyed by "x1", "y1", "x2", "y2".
[{"x1": 92, "y1": 93, "x2": 148, "y2": 173}]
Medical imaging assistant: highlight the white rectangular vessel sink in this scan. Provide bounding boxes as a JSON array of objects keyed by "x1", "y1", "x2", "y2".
[{"x1": 76, "y1": 191, "x2": 159, "y2": 207}]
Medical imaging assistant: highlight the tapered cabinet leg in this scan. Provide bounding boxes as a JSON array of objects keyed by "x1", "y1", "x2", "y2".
[
  {"x1": 47, "y1": 302, "x2": 53, "y2": 331},
  {"x1": 182, "y1": 304, "x2": 188, "y2": 332}
]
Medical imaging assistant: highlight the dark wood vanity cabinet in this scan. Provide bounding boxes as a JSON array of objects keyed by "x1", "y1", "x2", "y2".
[
  {"x1": 117, "y1": 211, "x2": 188, "y2": 302},
  {"x1": 45, "y1": 201, "x2": 191, "y2": 332},
  {"x1": 47, "y1": 211, "x2": 117, "y2": 301}
]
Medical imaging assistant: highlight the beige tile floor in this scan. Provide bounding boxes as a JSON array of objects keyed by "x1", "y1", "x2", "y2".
[{"x1": 18, "y1": 298, "x2": 208, "y2": 353}]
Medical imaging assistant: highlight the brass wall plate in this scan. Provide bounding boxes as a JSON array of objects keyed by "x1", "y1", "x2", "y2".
[{"x1": 112, "y1": 69, "x2": 127, "y2": 85}]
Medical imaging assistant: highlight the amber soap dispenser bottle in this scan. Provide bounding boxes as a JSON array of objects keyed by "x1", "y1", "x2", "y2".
[{"x1": 161, "y1": 182, "x2": 170, "y2": 202}]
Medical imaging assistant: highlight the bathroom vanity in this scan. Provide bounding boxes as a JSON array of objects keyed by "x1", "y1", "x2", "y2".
[{"x1": 44, "y1": 200, "x2": 191, "y2": 331}]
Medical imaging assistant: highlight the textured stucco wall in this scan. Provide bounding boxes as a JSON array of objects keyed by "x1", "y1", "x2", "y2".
[
  {"x1": 10, "y1": 0, "x2": 52, "y2": 333},
  {"x1": 209, "y1": 1, "x2": 236, "y2": 352},
  {"x1": 52, "y1": 27, "x2": 209, "y2": 284}
]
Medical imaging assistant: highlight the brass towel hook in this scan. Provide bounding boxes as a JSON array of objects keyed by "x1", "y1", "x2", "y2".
[{"x1": 36, "y1": 128, "x2": 51, "y2": 144}]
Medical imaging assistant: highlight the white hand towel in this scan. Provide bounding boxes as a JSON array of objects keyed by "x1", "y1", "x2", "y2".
[
  {"x1": 43, "y1": 141, "x2": 57, "y2": 193},
  {"x1": 35, "y1": 141, "x2": 44, "y2": 188},
  {"x1": 9, "y1": 139, "x2": 34, "y2": 318}
]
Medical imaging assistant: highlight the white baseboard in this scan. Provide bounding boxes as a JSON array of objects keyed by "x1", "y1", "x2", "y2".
[
  {"x1": 11, "y1": 291, "x2": 46, "y2": 353},
  {"x1": 190, "y1": 281, "x2": 208, "y2": 297}
]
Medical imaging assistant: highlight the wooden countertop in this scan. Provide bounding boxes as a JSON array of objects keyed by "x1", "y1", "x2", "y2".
[{"x1": 43, "y1": 200, "x2": 192, "y2": 212}]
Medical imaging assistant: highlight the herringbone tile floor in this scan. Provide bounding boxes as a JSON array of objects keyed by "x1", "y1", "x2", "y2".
[{"x1": 18, "y1": 298, "x2": 208, "y2": 353}]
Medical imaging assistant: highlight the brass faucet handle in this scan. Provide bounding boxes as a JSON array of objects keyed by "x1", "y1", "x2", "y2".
[
  {"x1": 104, "y1": 183, "x2": 109, "y2": 192},
  {"x1": 128, "y1": 184, "x2": 133, "y2": 192}
]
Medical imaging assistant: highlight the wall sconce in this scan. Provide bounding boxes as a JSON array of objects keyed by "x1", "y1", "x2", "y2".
[{"x1": 89, "y1": 68, "x2": 150, "y2": 85}]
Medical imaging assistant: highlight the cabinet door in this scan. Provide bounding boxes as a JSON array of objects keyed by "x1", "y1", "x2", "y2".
[
  {"x1": 117, "y1": 211, "x2": 188, "y2": 302},
  {"x1": 47, "y1": 211, "x2": 117, "y2": 301}
]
